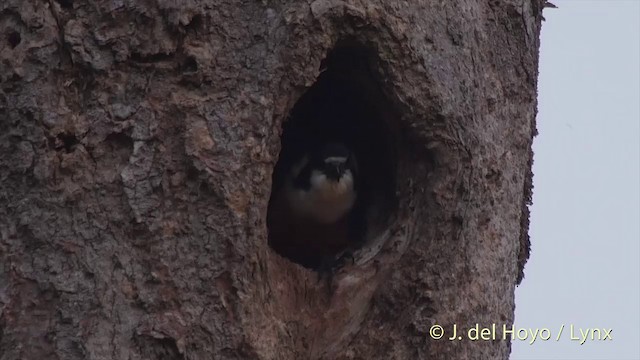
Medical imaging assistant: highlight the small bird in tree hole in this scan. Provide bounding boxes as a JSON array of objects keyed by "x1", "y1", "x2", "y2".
[{"x1": 268, "y1": 141, "x2": 364, "y2": 279}]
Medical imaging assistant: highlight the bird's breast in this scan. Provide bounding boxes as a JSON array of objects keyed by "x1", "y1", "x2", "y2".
[{"x1": 287, "y1": 178, "x2": 356, "y2": 224}]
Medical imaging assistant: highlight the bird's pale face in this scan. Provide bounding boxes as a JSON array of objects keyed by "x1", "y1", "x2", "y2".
[
  {"x1": 297, "y1": 167, "x2": 355, "y2": 223},
  {"x1": 285, "y1": 145, "x2": 357, "y2": 224},
  {"x1": 310, "y1": 166, "x2": 354, "y2": 199}
]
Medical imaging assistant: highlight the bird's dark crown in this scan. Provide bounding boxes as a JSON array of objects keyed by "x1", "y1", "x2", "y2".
[
  {"x1": 318, "y1": 143, "x2": 350, "y2": 161},
  {"x1": 315, "y1": 143, "x2": 351, "y2": 180}
]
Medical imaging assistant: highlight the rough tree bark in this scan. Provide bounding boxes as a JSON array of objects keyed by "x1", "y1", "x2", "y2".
[{"x1": 0, "y1": 0, "x2": 542, "y2": 359}]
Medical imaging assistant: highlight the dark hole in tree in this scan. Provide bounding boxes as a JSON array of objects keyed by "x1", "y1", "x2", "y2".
[
  {"x1": 267, "y1": 41, "x2": 398, "y2": 269},
  {"x1": 51, "y1": 132, "x2": 79, "y2": 153},
  {"x1": 7, "y1": 31, "x2": 21, "y2": 49},
  {"x1": 182, "y1": 56, "x2": 198, "y2": 73},
  {"x1": 55, "y1": 0, "x2": 73, "y2": 9},
  {"x1": 134, "y1": 335, "x2": 182, "y2": 360},
  {"x1": 105, "y1": 132, "x2": 133, "y2": 150},
  {"x1": 185, "y1": 14, "x2": 203, "y2": 32}
]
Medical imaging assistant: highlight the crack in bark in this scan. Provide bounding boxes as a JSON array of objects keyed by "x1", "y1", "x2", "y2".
[{"x1": 46, "y1": 0, "x2": 74, "y2": 68}]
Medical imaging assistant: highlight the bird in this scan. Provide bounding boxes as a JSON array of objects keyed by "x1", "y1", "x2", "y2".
[{"x1": 267, "y1": 141, "x2": 361, "y2": 273}]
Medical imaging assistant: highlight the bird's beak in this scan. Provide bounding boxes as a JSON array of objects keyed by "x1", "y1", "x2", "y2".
[{"x1": 326, "y1": 164, "x2": 342, "y2": 181}]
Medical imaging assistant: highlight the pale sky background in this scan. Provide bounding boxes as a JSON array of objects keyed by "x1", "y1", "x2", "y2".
[{"x1": 511, "y1": 1, "x2": 640, "y2": 360}]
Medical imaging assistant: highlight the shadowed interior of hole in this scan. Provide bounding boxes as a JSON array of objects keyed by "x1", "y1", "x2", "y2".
[{"x1": 267, "y1": 42, "x2": 399, "y2": 269}]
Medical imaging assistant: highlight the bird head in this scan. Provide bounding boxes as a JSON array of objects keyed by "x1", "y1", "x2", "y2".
[
  {"x1": 284, "y1": 142, "x2": 358, "y2": 224},
  {"x1": 317, "y1": 143, "x2": 352, "y2": 182}
]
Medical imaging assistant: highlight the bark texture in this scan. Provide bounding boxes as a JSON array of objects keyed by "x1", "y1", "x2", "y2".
[{"x1": 0, "y1": 0, "x2": 542, "y2": 359}]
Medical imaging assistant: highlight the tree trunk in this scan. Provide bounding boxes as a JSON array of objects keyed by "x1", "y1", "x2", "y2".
[{"x1": 0, "y1": 0, "x2": 541, "y2": 359}]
